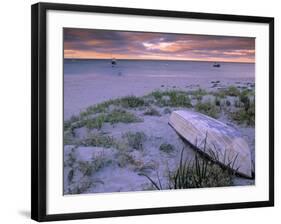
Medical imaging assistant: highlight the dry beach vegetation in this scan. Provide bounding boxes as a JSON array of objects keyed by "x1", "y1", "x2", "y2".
[{"x1": 64, "y1": 83, "x2": 255, "y2": 194}]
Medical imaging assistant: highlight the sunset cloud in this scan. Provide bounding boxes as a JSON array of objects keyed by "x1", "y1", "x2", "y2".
[{"x1": 64, "y1": 28, "x2": 255, "y2": 63}]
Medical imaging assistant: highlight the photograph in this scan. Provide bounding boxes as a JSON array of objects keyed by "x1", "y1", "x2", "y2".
[{"x1": 63, "y1": 28, "x2": 256, "y2": 195}]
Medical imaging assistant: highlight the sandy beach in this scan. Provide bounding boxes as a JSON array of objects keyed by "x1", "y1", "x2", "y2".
[{"x1": 63, "y1": 73, "x2": 255, "y2": 194}]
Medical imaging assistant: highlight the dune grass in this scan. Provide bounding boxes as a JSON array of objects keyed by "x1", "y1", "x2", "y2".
[
  {"x1": 79, "y1": 133, "x2": 116, "y2": 148},
  {"x1": 106, "y1": 109, "x2": 142, "y2": 124},
  {"x1": 224, "y1": 85, "x2": 241, "y2": 96},
  {"x1": 169, "y1": 151, "x2": 233, "y2": 189},
  {"x1": 148, "y1": 90, "x2": 192, "y2": 107},
  {"x1": 65, "y1": 150, "x2": 111, "y2": 194},
  {"x1": 123, "y1": 131, "x2": 146, "y2": 151},
  {"x1": 78, "y1": 96, "x2": 145, "y2": 118},
  {"x1": 228, "y1": 89, "x2": 255, "y2": 126},
  {"x1": 195, "y1": 101, "x2": 220, "y2": 118},
  {"x1": 78, "y1": 156, "x2": 110, "y2": 178},
  {"x1": 64, "y1": 87, "x2": 255, "y2": 148},
  {"x1": 143, "y1": 107, "x2": 161, "y2": 116},
  {"x1": 73, "y1": 109, "x2": 142, "y2": 130},
  {"x1": 141, "y1": 147, "x2": 233, "y2": 190},
  {"x1": 159, "y1": 143, "x2": 175, "y2": 153},
  {"x1": 230, "y1": 102, "x2": 255, "y2": 126},
  {"x1": 190, "y1": 88, "x2": 207, "y2": 100}
]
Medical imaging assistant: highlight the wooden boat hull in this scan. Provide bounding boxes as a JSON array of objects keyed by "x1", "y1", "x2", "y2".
[{"x1": 169, "y1": 110, "x2": 252, "y2": 178}]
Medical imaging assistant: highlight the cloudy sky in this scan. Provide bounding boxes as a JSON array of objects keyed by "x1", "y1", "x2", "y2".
[{"x1": 64, "y1": 28, "x2": 255, "y2": 63}]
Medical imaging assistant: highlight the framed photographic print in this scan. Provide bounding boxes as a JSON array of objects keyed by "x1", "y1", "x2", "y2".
[{"x1": 31, "y1": 2, "x2": 274, "y2": 222}]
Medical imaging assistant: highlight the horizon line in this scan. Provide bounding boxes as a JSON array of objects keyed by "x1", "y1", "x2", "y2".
[{"x1": 64, "y1": 57, "x2": 255, "y2": 64}]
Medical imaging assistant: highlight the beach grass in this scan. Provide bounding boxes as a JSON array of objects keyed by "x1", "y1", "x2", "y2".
[
  {"x1": 148, "y1": 90, "x2": 192, "y2": 107},
  {"x1": 119, "y1": 96, "x2": 145, "y2": 108},
  {"x1": 78, "y1": 156, "x2": 110, "y2": 177},
  {"x1": 141, "y1": 148, "x2": 233, "y2": 190},
  {"x1": 195, "y1": 101, "x2": 220, "y2": 118},
  {"x1": 78, "y1": 96, "x2": 145, "y2": 118},
  {"x1": 190, "y1": 88, "x2": 207, "y2": 100},
  {"x1": 169, "y1": 149, "x2": 233, "y2": 189},
  {"x1": 79, "y1": 133, "x2": 116, "y2": 148},
  {"x1": 64, "y1": 85, "x2": 255, "y2": 194},
  {"x1": 230, "y1": 102, "x2": 255, "y2": 126},
  {"x1": 143, "y1": 107, "x2": 161, "y2": 116},
  {"x1": 106, "y1": 109, "x2": 142, "y2": 124},
  {"x1": 116, "y1": 151, "x2": 138, "y2": 168},
  {"x1": 123, "y1": 131, "x2": 146, "y2": 151},
  {"x1": 67, "y1": 180, "x2": 92, "y2": 194},
  {"x1": 64, "y1": 88, "x2": 255, "y2": 147},
  {"x1": 65, "y1": 152, "x2": 110, "y2": 194},
  {"x1": 74, "y1": 109, "x2": 142, "y2": 130},
  {"x1": 159, "y1": 143, "x2": 175, "y2": 153},
  {"x1": 224, "y1": 85, "x2": 241, "y2": 97},
  {"x1": 64, "y1": 130, "x2": 76, "y2": 145}
]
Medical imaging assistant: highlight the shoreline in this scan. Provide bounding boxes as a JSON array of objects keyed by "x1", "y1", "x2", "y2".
[{"x1": 64, "y1": 76, "x2": 254, "y2": 120}]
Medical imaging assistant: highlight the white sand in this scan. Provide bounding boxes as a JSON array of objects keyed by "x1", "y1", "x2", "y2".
[{"x1": 63, "y1": 74, "x2": 255, "y2": 194}]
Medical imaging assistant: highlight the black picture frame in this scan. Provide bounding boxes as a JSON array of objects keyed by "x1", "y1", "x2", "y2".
[{"x1": 31, "y1": 2, "x2": 274, "y2": 222}]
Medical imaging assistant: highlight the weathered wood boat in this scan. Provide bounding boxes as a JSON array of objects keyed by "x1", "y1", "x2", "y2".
[{"x1": 169, "y1": 110, "x2": 252, "y2": 178}]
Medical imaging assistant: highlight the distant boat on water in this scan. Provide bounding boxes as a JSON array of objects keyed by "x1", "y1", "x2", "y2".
[
  {"x1": 213, "y1": 62, "x2": 221, "y2": 68},
  {"x1": 111, "y1": 58, "x2": 117, "y2": 67}
]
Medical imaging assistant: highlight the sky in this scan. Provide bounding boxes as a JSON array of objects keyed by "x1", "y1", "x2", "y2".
[{"x1": 64, "y1": 28, "x2": 255, "y2": 63}]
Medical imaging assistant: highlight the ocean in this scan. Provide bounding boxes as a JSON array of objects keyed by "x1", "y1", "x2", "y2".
[{"x1": 64, "y1": 59, "x2": 254, "y2": 80}]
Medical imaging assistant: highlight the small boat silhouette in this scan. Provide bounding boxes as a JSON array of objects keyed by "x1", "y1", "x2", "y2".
[
  {"x1": 213, "y1": 62, "x2": 221, "y2": 68},
  {"x1": 111, "y1": 58, "x2": 117, "y2": 67}
]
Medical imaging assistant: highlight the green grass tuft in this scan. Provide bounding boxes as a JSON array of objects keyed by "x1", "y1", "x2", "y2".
[
  {"x1": 169, "y1": 152, "x2": 233, "y2": 189},
  {"x1": 79, "y1": 133, "x2": 116, "y2": 148},
  {"x1": 143, "y1": 107, "x2": 161, "y2": 116},
  {"x1": 141, "y1": 148, "x2": 233, "y2": 190},
  {"x1": 78, "y1": 155, "x2": 110, "y2": 177},
  {"x1": 239, "y1": 90, "x2": 251, "y2": 111},
  {"x1": 119, "y1": 96, "x2": 145, "y2": 108},
  {"x1": 190, "y1": 88, "x2": 207, "y2": 100},
  {"x1": 83, "y1": 114, "x2": 106, "y2": 129},
  {"x1": 149, "y1": 90, "x2": 191, "y2": 107},
  {"x1": 195, "y1": 101, "x2": 219, "y2": 118},
  {"x1": 159, "y1": 143, "x2": 175, "y2": 153},
  {"x1": 224, "y1": 85, "x2": 240, "y2": 96},
  {"x1": 123, "y1": 131, "x2": 146, "y2": 150},
  {"x1": 106, "y1": 109, "x2": 142, "y2": 124},
  {"x1": 64, "y1": 115, "x2": 80, "y2": 130},
  {"x1": 230, "y1": 101, "x2": 255, "y2": 126},
  {"x1": 82, "y1": 109, "x2": 142, "y2": 130}
]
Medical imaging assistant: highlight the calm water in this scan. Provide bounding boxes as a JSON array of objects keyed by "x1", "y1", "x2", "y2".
[{"x1": 64, "y1": 59, "x2": 255, "y2": 81}]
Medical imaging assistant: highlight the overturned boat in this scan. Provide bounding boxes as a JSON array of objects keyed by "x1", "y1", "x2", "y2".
[{"x1": 169, "y1": 110, "x2": 252, "y2": 178}]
